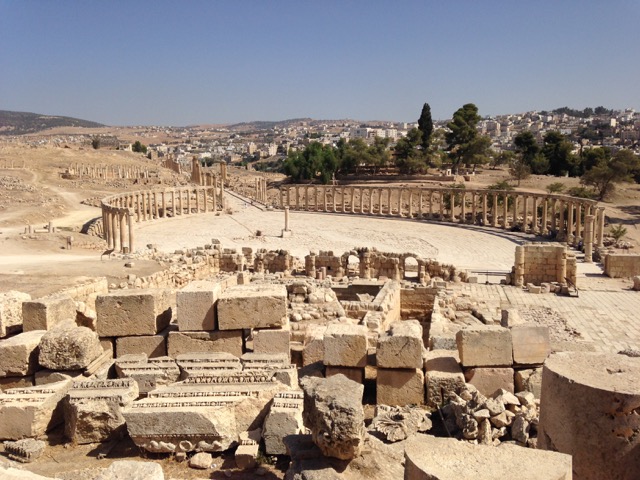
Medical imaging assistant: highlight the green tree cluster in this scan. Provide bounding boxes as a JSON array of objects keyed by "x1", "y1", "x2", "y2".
[
  {"x1": 581, "y1": 149, "x2": 640, "y2": 200},
  {"x1": 132, "y1": 141, "x2": 147, "y2": 154},
  {"x1": 283, "y1": 142, "x2": 338, "y2": 184},
  {"x1": 445, "y1": 103, "x2": 491, "y2": 171}
]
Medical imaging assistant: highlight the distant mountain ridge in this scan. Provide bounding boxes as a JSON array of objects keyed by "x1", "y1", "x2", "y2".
[{"x1": 0, "y1": 110, "x2": 105, "y2": 136}]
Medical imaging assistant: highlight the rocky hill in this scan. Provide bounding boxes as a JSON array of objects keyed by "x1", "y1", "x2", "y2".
[{"x1": 0, "y1": 110, "x2": 105, "y2": 135}]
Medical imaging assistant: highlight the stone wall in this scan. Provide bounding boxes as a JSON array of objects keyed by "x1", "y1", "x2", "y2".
[
  {"x1": 603, "y1": 252, "x2": 640, "y2": 278},
  {"x1": 512, "y1": 243, "x2": 577, "y2": 287}
]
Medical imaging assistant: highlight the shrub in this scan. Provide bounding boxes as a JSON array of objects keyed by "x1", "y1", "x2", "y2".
[
  {"x1": 610, "y1": 224, "x2": 627, "y2": 242},
  {"x1": 546, "y1": 182, "x2": 565, "y2": 194},
  {"x1": 566, "y1": 186, "x2": 596, "y2": 199}
]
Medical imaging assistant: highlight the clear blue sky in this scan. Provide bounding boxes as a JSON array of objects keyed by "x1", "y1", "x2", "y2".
[{"x1": 1, "y1": 1, "x2": 639, "y2": 126}]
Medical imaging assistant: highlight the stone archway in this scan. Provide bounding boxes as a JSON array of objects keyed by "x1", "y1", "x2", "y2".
[
  {"x1": 347, "y1": 254, "x2": 360, "y2": 277},
  {"x1": 404, "y1": 256, "x2": 419, "y2": 280}
]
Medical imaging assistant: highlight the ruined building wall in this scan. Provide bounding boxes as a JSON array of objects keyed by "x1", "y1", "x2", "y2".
[
  {"x1": 603, "y1": 252, "x2": 640, "y2": 278},
  {"x1": 512, "y1": 243, "x2": 577, "y2": 287}
]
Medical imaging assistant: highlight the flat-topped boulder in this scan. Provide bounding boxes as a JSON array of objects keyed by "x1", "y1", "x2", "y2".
[
  {"x1": 38, "y1": 322, "x2": 103, "y2": 371},
  {"x1": 0, "y1": 380, "x2": 72, "y2": 440},
  {"x1": 538, "y1": 352, "x2": 640, "y2": 479},
  {"x1": 301, "y1": 374, "x2": 365, "y2": 460},
  {"x1": 95, "y1": 289, "x2": 173, "y2": 337},
  {"x1": 0, "y1": 330, "x2": 46, "y2": 377},
  {"x1": 0, "y1": 291, "x2": 31, "y2": 338},
  {"x1": 404, "y1": 434, "x2": 572, "y2": 479},
  {"x1": 64, "y1": 378, "x2": 139, "y2": 444},
  {"x1": 217, "y1": 284, "x2": 288, "y2": 330},
  {"x1": 177, "y1": 280, "x2": 222, "y2": 331}
]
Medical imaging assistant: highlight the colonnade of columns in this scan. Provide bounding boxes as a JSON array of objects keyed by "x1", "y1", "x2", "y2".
[
  {"x1": 254, "y1": 178, "x2": 267, "y2": 203},
  {"x1": 279, "y1": 185, "x2": 605, "y2": 250},
  {"x1": 101, "y1": 185, "x2": 224, "y2": 253},
  {"x1": 69, "y1": 163, "x2": 153, "y2": 180}
]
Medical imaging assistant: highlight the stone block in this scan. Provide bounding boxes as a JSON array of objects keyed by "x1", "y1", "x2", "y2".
[
  {"x1": 35, "y1": 369, "x2": 81, "y2": 386},
  {"x1": 0, "y1": 379, "x2": 72, "y2": 440},
  {"x1": 22, "y1": 295, "x2": 76, "y2": 332},
  {"x1": 167, "y1": 330, "x2": 243, "y2": 358},
  {"x1": 65, "y1": 378, "x2": 138, "y2": 444},
  {"x1": 176, "y1": 280, "x2": 221, "y2": 331},
  {"x1": 323, "y1": 323, "x2": 368, "y2": 368},
  {"x1": 0, "y1": 291, "x2": 31, "y2": 338},
  {"x1": 464, "y1": 367, "x2": 514, "y2": 397},
  {"x1": 253, "y1": 327, "x2": 291, "y2": 360},
  {"x1": 515, "y1": 368, "x2": 543, "y2": 398},
  {"x1": 95, "y1": 289, "x2": 173, "y2": 337},
  {"x1": 377, "y1": 368, "x2": 424, "y2": 406},
  {"x1": 0, "y1": 330, "x2": 46, "y2": 377},
  {"x1": 302, "y1": 324, "x2": 326, "y2": 367},
  {"x1": 0, "y1": 375, "x2": 35, "y2": 390},
  {"x1": 263, "y1": 391, "x2": 304, "y2": 455},
  {"x1": 116, "y1": 330, "x2": 168, "y2": 358},
  {"x1": 456, "y1": 326, "x2": 513, "y2": 367},
  {"x1": 114, "y1": 355, "x2": 180, "y2": 395},
  {"x1": 38, "y1": 322, "x2": 103, "y2": 370},
  {"x1": 424, "y1": 350, "x2": 465, "y2": 408},
  {"x1": 404, "y1": 435, "x2": 572, "y2": 480},
  {"x1": 376, "y1": 320, "x2": 423, "y2": 369},
  {"x1": 511, "y1": 325, "x2": 551, "y2": 366},
  {"x1": 176, "y1": 352, "x2": 242, "y2": 379},
  {"x1": 217, "y1": 284, "x2": 287, "y2": 330},
  {"x1": 326, "y1": 366, "x2": 364, "y2": 384},
  {"x1": 95, "y1": 461, "x2": 164, "y2": 480}
]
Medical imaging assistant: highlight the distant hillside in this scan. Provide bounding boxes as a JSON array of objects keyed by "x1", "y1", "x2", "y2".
[
  {"x1": 0, "y1": 110, "x2": 105, "y2": 136},
  {"x1": 227, "y1": 118, "x2": 314, "y2": 131}
]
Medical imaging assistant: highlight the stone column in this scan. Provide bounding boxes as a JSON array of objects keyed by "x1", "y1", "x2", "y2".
[
  {"x1": 558, "y1": 200, "x2": 565, "y2": 240},
  {"x1": 135, "y1": 193, "x2": 141, "y2": 222},
  {"x1": 511, "y1": 195, "x2": 518, "y2": 230},
  {"x1": 196, "y1": 188, "x2": 201, "y2": 213},
  {"x1": 584, "y1": 214, "x2": 595, "y2": 263},
  {"x1": 142, "y1": 192, "x2": 147, "y2": 221},
  {"x1": 127, "y1": 211, "x2": 134, "y2": 253},
  {"x1": 492, "y1": 193, "x2": 498, "y2": 227},
  {"x1": 203, "y1": 188, "x2": 208, "y2": 213},
  {"x1": 440, "y1": 192, "x2": 445, "y2": 220},
  {"x1": 284, "y1": 207, "x2": 290, "y2": 231},
  {"x1": 575, "y1": 204, "x2": 582, "y2": 246},
  {"x1": 111, "y1": 211, "x2": 119, "y2": 251},
  {"x1": 471, "y1": 192, "x2": 477, "y2": 224},
  {"x1": 418, "y1": 191, "x2": 424, "y2": 218},
  {"x1": 429, "y1": 191, "x2": 435, "y2": 219},
  {"x1": 482, "y1": 193, "x2": 488, "y2": 225},
  {"x1": 503, "y1": 194, "x2": 509, "y2": 229},
  {"x1": 154, "y1": 192, "x2": 160, "y2": 218},
  {"x1": 532, "y1": 196, "x2": 538, "y2": 234},
  {"x1": 368, "y1": 188, "x2": 374, "y2": 215},
  {"x1": 596, "y1": 207, "x2": 605, "y2": 248},
  {"x1": 449, "y1": 191, "x2": 455, "y2": 222},
  {"x1": 295, "y1": 186, "x2": 300, "y2": 210},
  {"x1": 212, "y1": 186, "x2": 218, "y2": 211},
  {"x1": 280, "y1": 188, "x2": 285, "y2": 208},
  {"x1": 398, "y1": 189, "x2": 404, "y2": 217},
  {"x1": 460, "y1": 192, "x2": 466, "y2": 224},
  {"x1": 119, "y1": 211, "x2": 126, "y2": 252},
  {"x1": 332, "y1": 186, "x2": 336, "y2": 213},
  {"x1": 349, "y1": 187, "x2": 355, "y2": 213},
  {"x1": 567, "y1": 202, "x2": 575, "y2": 244},
  {"x1": 106, "y1": 211, "x2": 114, "y2": 249},
  {"x1": 171, "y1": 190, "x2": 176, "y2": 216},
  {"x1": 315, "y1": 186, "x2": 320, "y2": 212},
  {"x1": 514, "y1": 245, "x2": 525, "y2": 287}
]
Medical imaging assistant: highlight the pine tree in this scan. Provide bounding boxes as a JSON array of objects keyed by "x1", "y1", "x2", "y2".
[{"x1": 417, "y1": 103, "x2": 433, "y2": 151}]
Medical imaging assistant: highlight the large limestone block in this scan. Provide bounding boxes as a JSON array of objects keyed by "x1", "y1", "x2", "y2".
[
  {"x1": 263, "y1": 391, "x2": 304, "y2": 455},
  {"x1": 301, "y1": 374, "x2": 365, "y2": 460},
  {"x1": 0, "y1": 375, "x2": 35, "y2": 390},
  {"x1": 38, "y1": 322, "x2": 102, "y2": 370},
  {"x1": 404, "y1": 434, "x2": 572, "y2": 480},
  {"x1": 456, "y1": 326, "x2": 513, "y2": 367},
  {"x1": 538, "y1": 352, "x2": 640, "y2": 480},
  {"x1": 22, "y1": 295, "x2": 76, "y2": 332},
  {"x1": 0, "y1": 330, "x2": 46, "y2": 377},
  {"x1": 0, "y1": 291, "x2": 31, "y2": 338},
  {"x1": 65, "y1": 378, "x2": 138, "y2": 444},
  {"x1": 167, "y1": 330, "x2": 243, "y2": 358},
  {"x1": 323, "y1": 323, "x2": 368, "y2": 368},
  {"x1": 376, "y1": 320, "x2": 423, "y2": 369},
  {"x1": 95, "y1": 289, "x2": 173, "y2": 337},
  {"x1": 515, "y1": 367, "x2": 543, "y2": 398},
  {"x1": 0, "y1": 380, "x2": 72, "y2": 440},
  {"x1": 425, "y1": 350, "x2": 465, "y2": 408},
  {"x1": 177, "y1": 280, "x2": 222, "y2": 331},
  {"x1": 217, "y1": 284, "x2": 287, "y2": 330},
  {"x1": 95, "y1": 460, "x2": 164, "y2": 480},
  {"x1": 326, "y1": 366, "x2": 364, "y2": 384},
  {"x1": 377, "y1": 368, "x2": 424, "y2": 406},
  {"x1": 302, "y1": 324, "x2": 326, "y2": 367},
  {"x1": 0, "y1": 466, "x2": 55, "y2": 480},
  {"x1": 253, "y1": 327, "x2": 291, "y2": 360},
  {"x1": 116, "y1": 330, "x2": 168, "y2": 358},
  {"x1": 464, "y1": 367, "x2": 514, "y2": 396},
  {"x1": 511, "y1": 324, "x2": 551, "y2": 366}
]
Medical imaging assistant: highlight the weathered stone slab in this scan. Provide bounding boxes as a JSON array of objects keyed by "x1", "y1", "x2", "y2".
[
  {"x1": 3, "y1": 438, "x2": 45, "y2": 463},
  {"x1": 325, "y1": 366, "x2": 364, "y2": 384},
  {"x1": 0, "y1": 291, "x2": 31, "y2": 338},
  {"x1": 263, "y1": 390, "x2": 304, "y2": 455},
  {"x1": 0, "y1": 330, "x2": 45, "y2": 377},
  {"x1": 404, "y1": 434, "x2": 572, "y2": 480},
  {"x1": 464, "y1": 367, "x2": 514, "y2": 396},
  {"x1": 217, "y1": 284, "x2": 287, "y2": 330},
  {"x1": 177, "y1": 280, "x2": 222, "y2": 331},
  {"x1": 167, "y1": 330, "x2": 243, "y2": 358},
  {"x1": 116, "y1": 329, "x2": 168, "y2": 358},
  {"x1": 241, "y1": 352, "x2": 289, "y2": 369},
  {"x1": 323, "y1": 323, "x2": 368, "y2": 368},
  {"x1": 424, "y1": 350, "x2": 465, "y2": 408},
  {"x1": 22, "y1": 295, "x2": 76, "y2": 332},
  {"x1": 176, "y1": 352, "x2": 242, "y2": 379},
  {"x1": 376, "y1": 320, "x2": 423, "y2": 369},
  {"x1": 95, "y1": 289, "x2": 173, "y2": 337},
  {"x1": 65, "y1": 378, "x2": 138, "y2": 444},
  {"x1": 114, "y1": 355, "x2": 180, "y2": 395},
  {"x1": 511, "y1": 324, "x2": 551, "y2": 366},
  {"x1": 0, "y1": 466, "x2": 55, "y2": 479},
  {"x1": 38, "y1": 322, "x2": 102, "y2": 370},
  {"x1": 34, "y1": 369, "x2": 81, "y2": 386},
  {"x1": 253, "y1": 327, "x2": 291, "y2": 360},
  {"x1": 302, "y1": 324, "x2": 326, "y2": 367},
  {"x1": 301, "y1": 374, "x2": 365, "y2": 460},
  {"x1": 377, "y1": 368, "x2": 424, "y2": 406},
  {"x1": 0, "y1": 375, "x2": 34, "y2": 390},
  {"x1": 456, "y1": 326, "x2": 513, "y2": 367},
  {"x1": 95, "y1": 460, "x2": 165, "y2": 480},
  {"x1": 0, "y1": 379, "x2": 72, "y2": 440}
]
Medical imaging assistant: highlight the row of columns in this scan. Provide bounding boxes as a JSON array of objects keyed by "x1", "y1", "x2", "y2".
[
  {"x1": 280, "y1": 186, "x2": 605, "y2": 249},
  {"x1": 255, "y1": 178, "x2": 267, "y2": 203},
  {"x1": 102, "y1": 185, "x2": 225, "y2": 253},
  {"x1": 70, "y1": 163, "x2": 151, "y2": 180}
]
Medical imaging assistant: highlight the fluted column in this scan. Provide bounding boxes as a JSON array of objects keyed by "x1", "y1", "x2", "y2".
[
  {"x1": 558, "y1": 200, "x2": 565, "y2": 239},
  {"x1": 295, "y1": 187, "x2": 300, "y2": 210},
  {"x1": 154, "y1": 192, "x2": 160, "y2": 218},
  {"x1": 341, "y1": 187, "x2": 346, "y2": 213},
  {"x1": 106, "y1": 211, "x2": 114, "y2": 249},
  {"x1": 511, "y1": 195, "x2": 518, "y2": 229}
]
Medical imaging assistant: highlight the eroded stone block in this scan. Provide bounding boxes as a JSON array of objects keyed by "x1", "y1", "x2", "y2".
[
  {"x1": 96, "y1": 289, "x2": 173, "y2": 337},
  {"x1": 376, "y1": 320, "x2": 423, "y2": 369},
  {"x1": 177, "y1": 280, "x2": 222, "y2": 331},
  {"x1": 217, "y1": 285, "x2": 287, "y2": 330},
  {"x1": 464, "y1": 367, "x2": 514, "y2": 396},
  {"x1": 114, "y1": 355, "x2": 180, "y2": 395},
  {"x1": 425, "y1": 350, "x2": 465, "y2": 408},
  {"x1": 456, "y1": 326, "x2": 513, "y2": 367},
  {"x1": 38, "y1": 322, "x2": 103, "y2": 371},
  {"x1": 0, "y1": 330, "x2": 45, "y2": 377},
  {"x1": 511, "y1": 325, "x2": 551, "y2": 366},
  {"x1": 377, "y1": 368, "x2": 424, "y2": 406},
  {"x1": 325, "y1": 366, "x2": 364, "y2": 384},
  {"x1": 253, "y1": 327, "x2": 291, "y2": 360},
  {"x1": 263, "y1": 390, "x2": 304, "y2": 455},
  {"x1": 324, "y1": 323, "x2": 368, "y2": 368},
  {"x1": 22, "y1": 295, "x2": 75, "y2": 332},
  {"x1": 0, "y1": 291, "x2": 31, "y2": 338},
  {"x1": 176, "y1": 352, "x2": 242, "y2": 380},
  {"x1": 116, "y1": 330, "x2": 168, "y2": 358},
  {"x1": 167, "y1": 330, "x2": 243, "y2": 358}
]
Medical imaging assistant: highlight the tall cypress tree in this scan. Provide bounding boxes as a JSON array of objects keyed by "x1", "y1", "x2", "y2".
[{"x1": 417, "y1": 103, "x2": 433, "y2": 151}]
